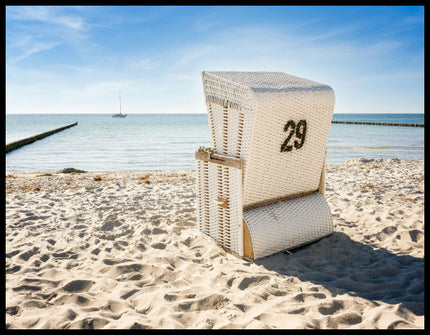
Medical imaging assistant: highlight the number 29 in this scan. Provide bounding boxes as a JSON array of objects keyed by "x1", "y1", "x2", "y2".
[{"x1": 280, "y1": 119, "x2": 307, "y2": 152}]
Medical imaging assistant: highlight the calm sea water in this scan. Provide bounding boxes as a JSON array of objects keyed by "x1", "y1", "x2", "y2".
[{"x1": 5, "y1": 113, "x2": 424, "y2": 173}]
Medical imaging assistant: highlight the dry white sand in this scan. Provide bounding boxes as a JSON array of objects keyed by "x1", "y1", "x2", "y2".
[{"x1": 5, "y1": 158, "x2": 424, "y2": 329}]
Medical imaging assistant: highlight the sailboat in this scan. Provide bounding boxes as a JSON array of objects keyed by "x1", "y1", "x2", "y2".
[{"x1": 112, "y1": 92, "x2": 127, "y2": 118}]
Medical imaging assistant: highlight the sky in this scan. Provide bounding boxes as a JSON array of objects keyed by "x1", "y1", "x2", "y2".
[{"x1": 5, "y1": 6, "x2": 424, "y2": 114}]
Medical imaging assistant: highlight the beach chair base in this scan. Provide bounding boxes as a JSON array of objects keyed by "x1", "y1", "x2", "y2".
[{"x1": 195, "y1": 148, "x2": 333, "y2": 260}]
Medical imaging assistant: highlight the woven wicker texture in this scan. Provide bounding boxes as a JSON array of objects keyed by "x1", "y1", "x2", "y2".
[
  {"x1": 243, "y1": 192, "x2": 333, "y2": 260},
  {"x1": 202, "y1": 71, "x2": 335, "y2": 207},
  {"x1": 195, "y1": 158, "x2": 243, "y2": 256}
]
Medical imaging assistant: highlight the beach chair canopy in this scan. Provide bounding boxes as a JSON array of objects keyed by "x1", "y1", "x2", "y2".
[{"x1": 202, "y1": 71, "x2": 335, "y2": 208}]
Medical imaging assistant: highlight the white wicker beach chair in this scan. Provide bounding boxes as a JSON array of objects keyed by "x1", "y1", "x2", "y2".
[{"x1": 195, "y1": 71, "x2": 335, "y2": 260}]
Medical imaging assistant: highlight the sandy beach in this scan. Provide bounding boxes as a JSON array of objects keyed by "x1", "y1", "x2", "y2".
[{"x1": 5, "y1": 158, "x2": 424, "y2": 329}]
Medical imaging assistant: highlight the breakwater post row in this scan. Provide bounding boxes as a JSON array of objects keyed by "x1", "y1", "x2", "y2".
[
  {"x1": 331, "y1": 121, "x2": 424, "y2": 127},
  {"x1": 6, "y1": 122, "x2": 78, "y2": 154}
]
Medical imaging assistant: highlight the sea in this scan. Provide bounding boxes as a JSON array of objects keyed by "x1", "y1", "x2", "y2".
[{"x1": 5, "y1": 113, "x2": 424, "y2": 173}]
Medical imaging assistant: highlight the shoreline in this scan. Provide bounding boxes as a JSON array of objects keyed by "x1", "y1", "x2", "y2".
[{"x1": 6, "y1": 158, "x2": 424, "y2": 329}]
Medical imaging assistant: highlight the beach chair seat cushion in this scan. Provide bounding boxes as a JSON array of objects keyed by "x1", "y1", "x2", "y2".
[{"x1": 243, "y1": 192, "x2": 333, "y2": 259}]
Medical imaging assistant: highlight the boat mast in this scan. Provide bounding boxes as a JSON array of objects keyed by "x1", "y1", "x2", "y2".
[{"x1": 119, "y1": 91, "x2": 122, "y2": 115}]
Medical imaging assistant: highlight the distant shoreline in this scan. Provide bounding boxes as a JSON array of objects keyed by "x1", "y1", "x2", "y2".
[{"x1": 331, "y1": 120, "x2": 424, "y2": 127}]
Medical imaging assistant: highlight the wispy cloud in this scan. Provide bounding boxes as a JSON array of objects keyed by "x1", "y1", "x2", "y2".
[
  {"x1": 352, "y1": 70, "x2": 423, "y2": 84},
  {"x1": 60, "y1": 80, "x2": 127, "y2": 98},
  {"x1": 174, "y1": 45, "x2": 215, "y2": 68},
  {"x1": 192, "y1": 13, "x2": 219, "y2": 32},
  {"x1": 7, "y1": 6, "x2": 85, "y2": 30},
  {"x1": 8, "y1": 40, "x2": 60, "y2": 64},
  {"x1": 401, "y1": 14, "x2": 424, "y2": 25},
  {"x1": 6, "y1": 6, "x2": 96, "y2": 64},
  {"x1": 301, "y1": 24, "x2": 360, "y2": 43},
  {"x1": 128, "y1": 58, "x2": 156, "y2": 71}
]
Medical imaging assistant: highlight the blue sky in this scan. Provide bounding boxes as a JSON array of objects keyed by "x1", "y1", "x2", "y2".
[{"x1": 6, "y1": 6, "x2": 424, "y2": 114}]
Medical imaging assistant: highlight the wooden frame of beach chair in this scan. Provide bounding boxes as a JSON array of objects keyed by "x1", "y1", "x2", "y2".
[{"x1": 196, "y1": 71, "x2": 335, "y2": 260}]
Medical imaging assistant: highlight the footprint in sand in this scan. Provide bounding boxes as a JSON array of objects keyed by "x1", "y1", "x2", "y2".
[
  {"x1": 19, "y1": 247, "x2": 40, "y2": 261},
  {"x1": 286, "y1": 307, "x2": 306, "y2": 314},
  {"x1": 103, "y1": 258, "x2": 132, "y2": 266},
  {"x1": 6, "y1": 250, "x2": 20, "y2": 258},
  {"x1": 115, "y1": 263, "x2": 144, "y2": 274},
  {"x1": 237, "y1": 276, "x2": 270, "y2": 290},
  {"x1": 40, "y1": 254, "x2": 49, "y2": 262},
  {"x1": 408, "y1": 229, "x2": 423, "y2": 243},
  {"x1": 152, "y1": 227, "x2": 168, "y2": 235},
  {"x1": 234, "y1": 303, "x2": 248, "y2": 313},
  {"x1": 376, "y1": 226, "x2": 397, "y2": 241},
  {"x1": 12, "y1": 285, "x2": 41, "y2": 292},
  {"x1": 151, "y1": 242, "x2": 167, "y2": 250},
  {"x1": 91, "y1": 248, "x2": 101, "y2": 255},
  {"x1": 137, "y1": 244, "x2": 146, "y2": 251},
  {"x1": 70, "y1": 317, "x2": 109, "y2": 329},
  {"x1": 62, "y1": 280, "x2": 94, "y2": 293},
  {"x1": 130, "y1": 322, "x2": 150, "y2": 329},
  {"x1": 52, "y1": 251, "x2": 78, "y2": 260},
  {"x1": 6, "y1": 306, "x2": 19, "y2": 316},
  {"x1": 327, "y1": 312, "x2": 362, "y2": 327},
  {"x1": 6, "y1": 265, "x2": 21, "y2": 274},
  {"x1": 177, "y1": 294, "x2": 229, "y2": 312},
  {"x1": 76, "y1": 295, "x2": 90, "y2": 306},
  {"x1": 164, "y1": 294, "x2": 178, "y2": 302},
  {"x1": 120, "y1": 289, "x2": 140, "y2": 300},
  {"x1": 47, "y1": 239, "x2": 56, "y2": 246},
  {"x1": 318, "y1": 300, "x2": 344, "y2": 315},
  {"x1": 293, "y1": 292, "x2": 326, "y2": 303},
  {"x1": 63, "y1": 309, "x2": 78, "y2": 321}
]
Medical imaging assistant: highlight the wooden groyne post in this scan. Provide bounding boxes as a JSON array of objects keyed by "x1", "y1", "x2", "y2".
[
  {"x1": 6, "y1": 122, "x2": 78, "y2": 154},
  {"x1": 331, "y1": 121, "x2": 424, "y2": 127}
]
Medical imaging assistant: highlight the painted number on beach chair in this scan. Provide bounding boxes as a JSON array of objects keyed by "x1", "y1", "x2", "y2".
[{"x1": 280, "y1": 119, "x2": 307, "y2": 152}]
